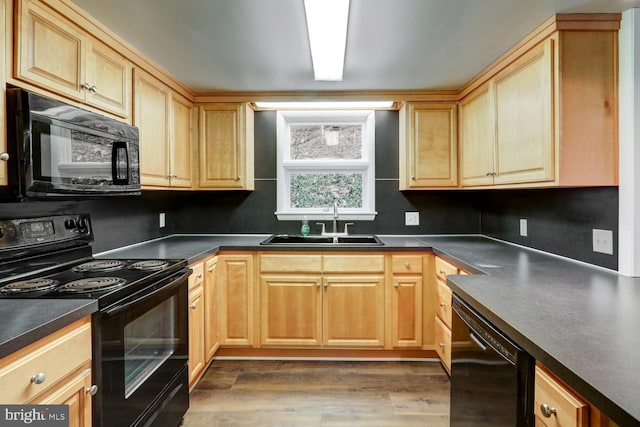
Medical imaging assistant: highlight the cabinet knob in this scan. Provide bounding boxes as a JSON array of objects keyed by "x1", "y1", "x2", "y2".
[
  {"x1": 393, "y1": 283, "x2": 399, "y2": 289},
  {"x1": 439, "y1": 302, "x2": 446, "y2": 307},
  {"x1": 316, "y1": 283, "x2": 321, "y2": 288},
  {"x1": 411, "y1": 176, "x2": 416, "y2": 180},
  {"x1": 236, "y1": 176, "x2": 241, "y2": 181},
  {"x1": 323, "y1": 283, "x2": 329, "y2": 289},
  {"x1": 190, "y1": 303, "x2": 197, "y2": 309},
  {"x1": 31, "y1": 373, "x2": 46, "y2": 385},
  {"x1": 83, "y1": 82, "x2": 91, "y2": 90},
  {"x1": 0, "y1": 153, "x2": 9, "y2": 161},
  {"x1": 196, "y1": 274, "x2": 202, "y2": 279},
  {"x1": 207, "y1": 267, "x2": 215, "y2": 273},
  {"x1": 405, "y1": 262, "x2": 411, "y2": 269},
  {"x1": 439, "y1": 342, "x2": 445, "y2": 348},
  {"x1": 86, "y1": 385, "x2": 99, "y2": 396},
  {"x1": 91, "y1": 85, "x2": 98, "y2": 93},
  {"x1": 540, "y1": 403, "x2": 557, "y2": 418},
  {"x1": 439, "y1": 269, "x2": 446, "y2": 275}
]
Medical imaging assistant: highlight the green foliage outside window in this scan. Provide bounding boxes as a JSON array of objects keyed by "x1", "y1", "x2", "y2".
[{"x1": 290, "y1": 173, "x2": 363, "y2": 208}]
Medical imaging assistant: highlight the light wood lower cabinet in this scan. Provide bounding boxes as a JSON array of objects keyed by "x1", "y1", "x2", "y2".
[
  {"x1": 219, "y1": 253, "x2": 255, "y2": 347},
  {"x1": 204, "y1": 256, "x2": 220, "y2": 362},
  {"x1": 0, "y1": 317, "x2": 94, "y2": 426},
  {"x1": 390, "y1": 255, "x2": 423, "y2": 348},
  {"x1": 187, "y1": 261, "x2": 205, "y2": 389}
]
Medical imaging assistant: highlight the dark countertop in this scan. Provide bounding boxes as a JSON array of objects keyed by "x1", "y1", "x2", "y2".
[
  {"x1": 97, "y1": 233, "x2": 638, "y2": 425},
  {"x1": 0, "y1": 299, "x2": 98, "y2": 359}
]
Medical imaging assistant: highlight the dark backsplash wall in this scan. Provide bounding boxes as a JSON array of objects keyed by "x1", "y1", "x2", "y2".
[
  {"x1": 170, "y1": 110, "x2": 481, "y2": 236},
  {"x1": 478, "y1": 187, "x2": 618, "y2": 270},
  {"x1": 0, "y1": 109, "x2": 619, "y2": 270}
]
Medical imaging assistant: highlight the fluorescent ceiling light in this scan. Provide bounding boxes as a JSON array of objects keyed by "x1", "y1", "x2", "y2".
[
  {"x1": 254, "y1": 101, "x2": 394, "y2": 109},
  {"x1": 304, "y1": 0, "x2": 350, "y2": 81}
]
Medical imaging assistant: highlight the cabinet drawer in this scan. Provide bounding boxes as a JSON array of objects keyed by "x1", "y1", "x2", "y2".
[
  {"x1": 434, "y1": 316, "x2": 451, "y2": 373},
  {"x1": 391, "y1": 255, "x2": 423, "y2": 274},
  {"x1": 535, "y1": 367, "x2": 589, "y2": 427},
  {"x1": 435, "y1": 257, "x2": 459, "y2": 281},
  {"x1": 259, "y1": 254, "x2": 323, "y2": 273},
  {"x1": 436, "y1": 279, "x2": 453, "y2": 328},
  {"x1": 0, "y1": 317, "x2": 92, "y2": 403},
  {"x1": 189, "y1": 262, "x2": 204, "y2": 291},
  {"x1": 323, "y1": 255, "x2": 385, "y2": 273}
]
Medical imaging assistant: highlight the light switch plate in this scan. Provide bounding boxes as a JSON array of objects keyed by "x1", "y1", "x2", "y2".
[
  {"x1": 405, "y1": 212, "x2": 419, "y2": 226},
  {"x1": 593, "y1": 229, "x2": 613, "y2": 255},
  {"x1": 519, "y1": 219, "x2": 527, "y2": 237},
  {"x1": 159, "y1": 213, "x2": 166, "y2": 228}
]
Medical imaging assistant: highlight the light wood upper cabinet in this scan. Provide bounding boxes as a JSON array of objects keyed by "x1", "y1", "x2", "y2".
[
  {"x1": 134, "y1": 68, "x2": 192, "y2": 188},
  {"x1": 15, "y1": 0, "x2": 131, "y2": 118},
  {"x1": 399, "y1": 102, "x2": 458, "y2": 189},
  {"x1": 196, "y1": 103, "x2": 254, "y2": 190},
  {"x1": 459, "y1": 23, "x2": 618, "y2": 188},
  {"x1": 459, "y1": 82, "x2": 495, "y2": 186}
]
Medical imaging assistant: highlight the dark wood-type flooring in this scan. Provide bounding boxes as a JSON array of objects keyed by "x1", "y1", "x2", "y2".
[{"x1": 184, "y1": 360, "x2": 450, "y2": 426}]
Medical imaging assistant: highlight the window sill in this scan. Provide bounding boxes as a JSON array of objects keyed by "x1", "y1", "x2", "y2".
[{"x1": 275, "y1": 212, "x2": 377, "y2": 221}]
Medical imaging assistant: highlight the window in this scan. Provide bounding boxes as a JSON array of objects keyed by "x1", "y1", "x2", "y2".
[{"x1": 276, "y1": 110, "x2": 376, "y2": 221}]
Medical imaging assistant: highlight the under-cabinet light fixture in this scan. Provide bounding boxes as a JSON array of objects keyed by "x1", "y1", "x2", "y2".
[
  {"x1": 304, "y1": 0, "x2": 350, "y2": 81},
  {"x1": 254, "y1": 101, "x2": 394, "y2": 109}
]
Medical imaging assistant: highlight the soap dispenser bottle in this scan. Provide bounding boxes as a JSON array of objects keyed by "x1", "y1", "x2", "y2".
[{"x1": 301, "y1": 216, "x2": 310, "y2": 236}]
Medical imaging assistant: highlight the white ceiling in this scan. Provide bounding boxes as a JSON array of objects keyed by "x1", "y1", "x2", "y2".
[{"x1": 71, "y1": 0, "x2": 640, "y2": 93}]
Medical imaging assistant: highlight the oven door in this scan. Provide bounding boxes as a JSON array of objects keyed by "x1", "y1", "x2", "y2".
[{"x1": 95, "y1": 269, "x2": 190, "y2": 427}]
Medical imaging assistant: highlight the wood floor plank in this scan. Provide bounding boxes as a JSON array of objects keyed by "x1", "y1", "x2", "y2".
[{"x1": 183, "y1": 360, "x2": 450, "y2": 426}]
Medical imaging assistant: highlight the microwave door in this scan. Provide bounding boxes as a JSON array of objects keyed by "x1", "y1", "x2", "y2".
[{"x1": 112, "y1": 141, "x2": 130, "y2": 185}]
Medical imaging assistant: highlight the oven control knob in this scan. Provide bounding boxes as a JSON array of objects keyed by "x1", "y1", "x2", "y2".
[
  {"x1": 64, "y1": 219, "x2": 77, "y2": 230},
  {"x1": 77, "y1": 218, "x2": 88, "y2": 233}
]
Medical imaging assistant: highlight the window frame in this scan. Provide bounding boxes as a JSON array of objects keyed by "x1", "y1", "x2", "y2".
[{"x1": 275, "y1": 110, "x2": 377, "y2": 221}]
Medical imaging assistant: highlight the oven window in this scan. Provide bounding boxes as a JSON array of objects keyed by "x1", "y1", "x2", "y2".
[{"x1": 124, "y1": 296, "x2": 177, "y2": 398}]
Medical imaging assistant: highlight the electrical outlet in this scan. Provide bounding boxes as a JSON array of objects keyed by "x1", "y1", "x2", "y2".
[
  {"x1": 593, "y1": 229, "x2": 613, "y2": 255},
  {"x1": 405, "y1": 212, "x2": 419, "y2": 226},
  {"x1": 519, "y1": 219, "x2": 527, "y2": 237},
  {"x1": 159, "y1": 213, "x2": 166, "y2": 228}
]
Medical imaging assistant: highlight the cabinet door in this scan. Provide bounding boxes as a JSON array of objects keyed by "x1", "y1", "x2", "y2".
[
  {"x1": 219, "y1": 254, "x2": 254, "y2": 347},
  {"x1": 188, "y1": 284, "x2": 205, "y2": 388},
  {"x1": 15, "y1": 0, "x2": 85, "y2": 101},
  {"x1": 400, "y1": 102, "x2": 458, "y2": 189},
  {"x1": 434, "y1": 316, "x2": 451, "y2": 374},
  {"x1": 494, "y1": 39, "x2": 554, "y2": 185},
  {"x1": 134, "y1": 69, "x2": 170, "y2": 187},
  {"x1": 198, "y1": 103, "x2": 254, "y2": 190},
  {"x1": 391, "y1": 275, "x2": 422, "y2": 348},
  {"x1": 85, "y1": 39, "x2": 131, "y2": 118},
  {"x1": 33, "y1": 367, "x2": 93, "y2": 427},
  {"x1": 204, "y1": 256, "x2": 219, "y2": 362},
  {"x1": 322, "y1": 275, "x2": 385, "y2": 348},
  {"x1": 535, "y1": 367, "x2": 588, "y2": 427},
  {"x1": 459, "y1": 82, "x2": 496, "y2": 186},
  {"x1": 0, "y1": 0, "x2": 6, "y2": 186},
  {"x1": 169, "y1": 94, "x2": 192, "y2": 187},
  {"x1": 260, "y1": 274, "x2": 323, "y2": 347}
]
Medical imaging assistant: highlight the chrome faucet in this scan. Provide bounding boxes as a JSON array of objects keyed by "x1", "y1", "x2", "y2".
[{"x1": 317, "y1": 201, "x2": 353, "y2": 237}]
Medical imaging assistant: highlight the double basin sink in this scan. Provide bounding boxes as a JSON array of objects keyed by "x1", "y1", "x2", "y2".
[{"x1": 261, "y1": 234, "x2": 384, "y2": 246}]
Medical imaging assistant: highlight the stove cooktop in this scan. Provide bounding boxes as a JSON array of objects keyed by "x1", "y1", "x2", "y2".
[{"x1": 0, "y1": 258, "x2": 188, "y2": 305}]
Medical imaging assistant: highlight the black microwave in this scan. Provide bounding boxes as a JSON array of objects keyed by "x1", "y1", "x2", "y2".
[{"x1": 4, "y1": 88, "x2": 140, "y2": 198}]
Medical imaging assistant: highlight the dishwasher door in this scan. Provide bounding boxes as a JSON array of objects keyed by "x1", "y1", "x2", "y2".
[{"x1": 450, "y1": 295, "x2": 534, "y2": 427}]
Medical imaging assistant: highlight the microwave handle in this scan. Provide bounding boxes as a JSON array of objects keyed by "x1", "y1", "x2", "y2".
[{"x1": 112, "y1": 140, "x2": 130, "y2": 185}]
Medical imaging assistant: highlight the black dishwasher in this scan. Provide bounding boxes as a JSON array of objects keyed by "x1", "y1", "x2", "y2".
[{"x1": 450, "y1": 294, "x2": 534, "y2": 426}]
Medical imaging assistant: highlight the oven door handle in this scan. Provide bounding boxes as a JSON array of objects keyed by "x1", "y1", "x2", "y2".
[{"x1": 103, "y1": 269, "x2": 191, "y2": 317}]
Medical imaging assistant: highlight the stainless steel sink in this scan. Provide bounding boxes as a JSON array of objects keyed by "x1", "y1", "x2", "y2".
[{"x1": 260, "y1": 234, "x2": 384, "y2": 246}]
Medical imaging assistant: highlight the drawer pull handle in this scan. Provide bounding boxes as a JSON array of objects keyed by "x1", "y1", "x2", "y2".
[
  {"x1": 439, "y1": 302, "x2": 446, "y2": 307},
  {"x1": 439, "y1": 342, "x2": 445, "y2": 348},
  {"x1": 439, "y1": 269, "x2": 446, "y2": 275},
  {"x1": 405, "y1": 262, "x2": 411, "y2": 268},
  {"x1": 540, "y1": 403, "x2": 557, "y2": 418},
  {"x1": 31, "y1": 373, "x2": 46, "y2": 385},
  {"x1": 86, "y1": 385, "x2": 99, "y2": 396}
]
